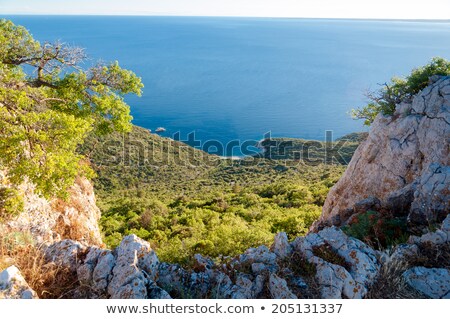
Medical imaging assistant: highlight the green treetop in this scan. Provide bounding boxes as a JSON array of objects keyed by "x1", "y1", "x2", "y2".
[
  {"x1": 0, "y1": 19, "x2": 143, "y2": 199},
  {"x1": 351, "y1": 57, "x2": 450, "y2": 126}
]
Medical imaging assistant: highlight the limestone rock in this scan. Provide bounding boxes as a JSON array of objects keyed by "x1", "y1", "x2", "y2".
[
  {"x1": 271, "y1": 232, "x2": 292, "y2": 259},
  {"x1": 292, "y1": 227, "x2": 380, "y2": 298},
  {"x1": 107, "y1": 235, "x2": 157, "y2": 299},
  {"x1": 318, "y1": 76, "x2": 450, "y2": 232},
  {"x1": 3, "y1": 177, "x2": 102, "y2": 246},
  {"x1": 408, "y1": 165, "x2": 450, "y2": 233},
  {"x1": 390, "y1": 243, "x2": 419, "y2": 264},
  {"x1": 76, "y1": 247, "x2": 115, "y2": 293},
  {"x1": 45, "y1": 239, "x2": 84, "y2": 272},
  {"x1": 312, "y1": 256, "x2": 364, "y2": 299},
  {"x1": 408, "y1": 214, "x2": 450, "y2": 246},
  {"x1": 268, "y1": 273, "x2": 296, "y2": 299},
  {"x1": 230, "y1": 274, "x2": 260, "y2": 299},
  {"x1": 318, "y1": 227, "x2": 380, "y2": 286},
  {"x1": 148, "y1": 281, "x2": 172, "y2": 299},
  {"x1": 403, "y1": 267, "x2": 450, "y2": 299},
  {"x1": 240, "y1": 245, "x2": 277, "y2": 266},
  {"x1": 92, "y1": 250, "x2": 116, "y2": 292},
  {"x1": 0, "y1": 266, "x2": 38, "y2": 299}
]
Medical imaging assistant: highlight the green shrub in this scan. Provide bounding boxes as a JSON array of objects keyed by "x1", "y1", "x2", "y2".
[
  {"x1": 351, "y1": 57, "x2": 450, "y2": 125},
  {"x1": 0, "y1": 187, "x2": 24, "y2": 219},
  {"x1": 342, "y1": 210, "x2": 408, "y2": 249}
]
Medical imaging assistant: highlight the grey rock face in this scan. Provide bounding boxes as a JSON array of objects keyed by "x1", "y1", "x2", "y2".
[
  {"x1": 292, "y1": 227, "x2": 381, "y2": 298},
  {"x1": 318, "y1": 76, "x2": 450, "y2": 233},
  {"x1": 268, "y1": 273, "x2": 296, "y2": 299},
  {"x1": 0, "y1": 266, "x2": 38, "y2": 299},
  {"x1": 107, "y1": 235, "x2": 157, "y2": 299},
  {"x1": 403, "y1": 267, "x2": 450, "y2": 299},
  {"x1": 409, "y1": 165, "x2": 450, "y2": 232},
  {"x1": 46, "y1": 239, "x2": 84, "y2": 272},
  {"x1": 240, "y1": 245, "x2": 277, "y2": 266},
  {"x1": 3, "y1": 176, "x2": 102, "y2": 246},
  {"x1": 230, "y1": 274, "x2": 258, "y2": 299},
  {"x1": 271, "y1": 232, "x2": 292, "y2": 259}
]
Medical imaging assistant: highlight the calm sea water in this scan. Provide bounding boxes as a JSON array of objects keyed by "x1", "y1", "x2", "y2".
[{"x1": 5, "y1": 16, "x2": 450, "y2": 155}]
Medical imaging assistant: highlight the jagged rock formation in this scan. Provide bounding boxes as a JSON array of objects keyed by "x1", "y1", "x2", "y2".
[
  {"x1": 1, "y1": 175, "x2": 102, "y2": 246},
  {"x1": 3, "y1": 215, "x2": 446, "y2": 299},
  {"x1": 19, "y1": 228, "x2": 383, "y2": 299},
  {"x1": 0, "y1": 266, "x2": 37, "y2": 299},
  {"x1": 317, "y1": 76, "x2": 450, "y2": 233}
]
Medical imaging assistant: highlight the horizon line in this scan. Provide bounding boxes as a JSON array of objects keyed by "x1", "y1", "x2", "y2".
[{"x1": 2, "y1": 13, "x2": 450, "y2": 22}]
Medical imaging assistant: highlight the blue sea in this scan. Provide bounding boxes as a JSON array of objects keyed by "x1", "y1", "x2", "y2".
[{"x1": 5, "y1": 16, "x2": 450, "y2": 155}]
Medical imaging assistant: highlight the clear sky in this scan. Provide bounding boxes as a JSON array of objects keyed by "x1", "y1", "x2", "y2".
[{"x1": 1, "y1": 0, "x2": 450, "y2": 19}]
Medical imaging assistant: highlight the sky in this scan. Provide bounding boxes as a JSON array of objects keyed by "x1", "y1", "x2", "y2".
[{"x1": 1, "y1": 0, "x2": 450, "y2": 19}]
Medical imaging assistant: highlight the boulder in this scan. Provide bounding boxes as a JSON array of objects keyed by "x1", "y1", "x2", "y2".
[
  {"x1": 312, "y1": 256, "x2": 364, "y2": 299},
  {"x1": 240, "y1": 245, "x2": 277, "y2": 266},
  {"x1": 0, "y1": 266, "x2": 38, "y2": 299},
  {"x1": 292, "y1": 227, "x2": 381, "y2": 298},
  {"x1": 45, "y1": 239, "x2": 84, "y2": 272},
  {"x1": 268, "y1": 273, "x2": 296, "y2": 299},
  {"x1": 107, "y1": 235, "x2": 157, "y2": 299},
  {"x1": 317, "y1": 76, "x2": 450, "y2": 232},
  {"x1": 271, "y1": 232, "x2": 292, "y2": 259},
  {"x1": 403, "y1": 267, "x2": 450, "y2": 299}
]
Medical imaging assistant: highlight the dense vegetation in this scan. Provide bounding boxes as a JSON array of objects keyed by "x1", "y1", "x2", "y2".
[
  {"x1": 351, "y1": 57, "x2": 450, "y2": 125},
  {"x1": 0, "y1": 19, "x2": 141, "y2": 208},
  {"x1": 80, "y1": 126, "x2": 351, "y2": 264},
  {"x1": 257, "y1": 132, "x2": 367, "y2": 165}
]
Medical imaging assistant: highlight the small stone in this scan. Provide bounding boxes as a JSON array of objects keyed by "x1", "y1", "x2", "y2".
[{"x1": 0, "y1": 266, "x2": 38, "y2": 299}]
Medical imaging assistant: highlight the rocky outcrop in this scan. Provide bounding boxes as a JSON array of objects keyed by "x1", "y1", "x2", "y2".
[
  {"x1": 0, "y1": 266, "x2": 38, "y2": 299},
  {"x1": 403, "y1": 267, "x2": 450, "y2": 299},
  {"x1": 292, "y1": 227, "x2": 381, "y2": 298},
  {"x1": 2, "y1": 214, "x2": 449, "y2": 299},
  {"x1": 317, "y1": 76, "x2": 450, "y2": 233},
  {"x1": 2, "y1": 176, "x2": 102, "y2": 246},
  {"x1": 28, "y1": 228, "x2": 382, "y2": 299}
]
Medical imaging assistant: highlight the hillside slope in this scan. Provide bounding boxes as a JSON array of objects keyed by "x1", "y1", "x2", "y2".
[{"x1": 79, "y1": 126, "x2": 348, "y2": 262}]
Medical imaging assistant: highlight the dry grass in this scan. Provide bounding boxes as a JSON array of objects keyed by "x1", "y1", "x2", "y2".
[
  {"x1": 0, "y1": 229, "x2": 81, "y2": 299},
  {"x1": 409, "y1": 242, "x2": 450, "y2": 269},
  {"x1": 365, "y1": 251, "x2": 426, "y2": 299},
  {"x1": 51, "y1": 195, "x2": 102, "y2": 247},
  {"x1": 312, "y1": 244, "x2": 352, "y2": 272}
]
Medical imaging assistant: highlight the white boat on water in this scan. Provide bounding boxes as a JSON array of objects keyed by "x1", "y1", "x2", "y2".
[{"x1": 155, "y1": 127, "x2": 166, "y2": 133}]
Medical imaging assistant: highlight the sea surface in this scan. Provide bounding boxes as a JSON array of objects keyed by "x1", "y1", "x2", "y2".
[{"x1": 5, "y1": 16, "x2": 450, "y2": 155}]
